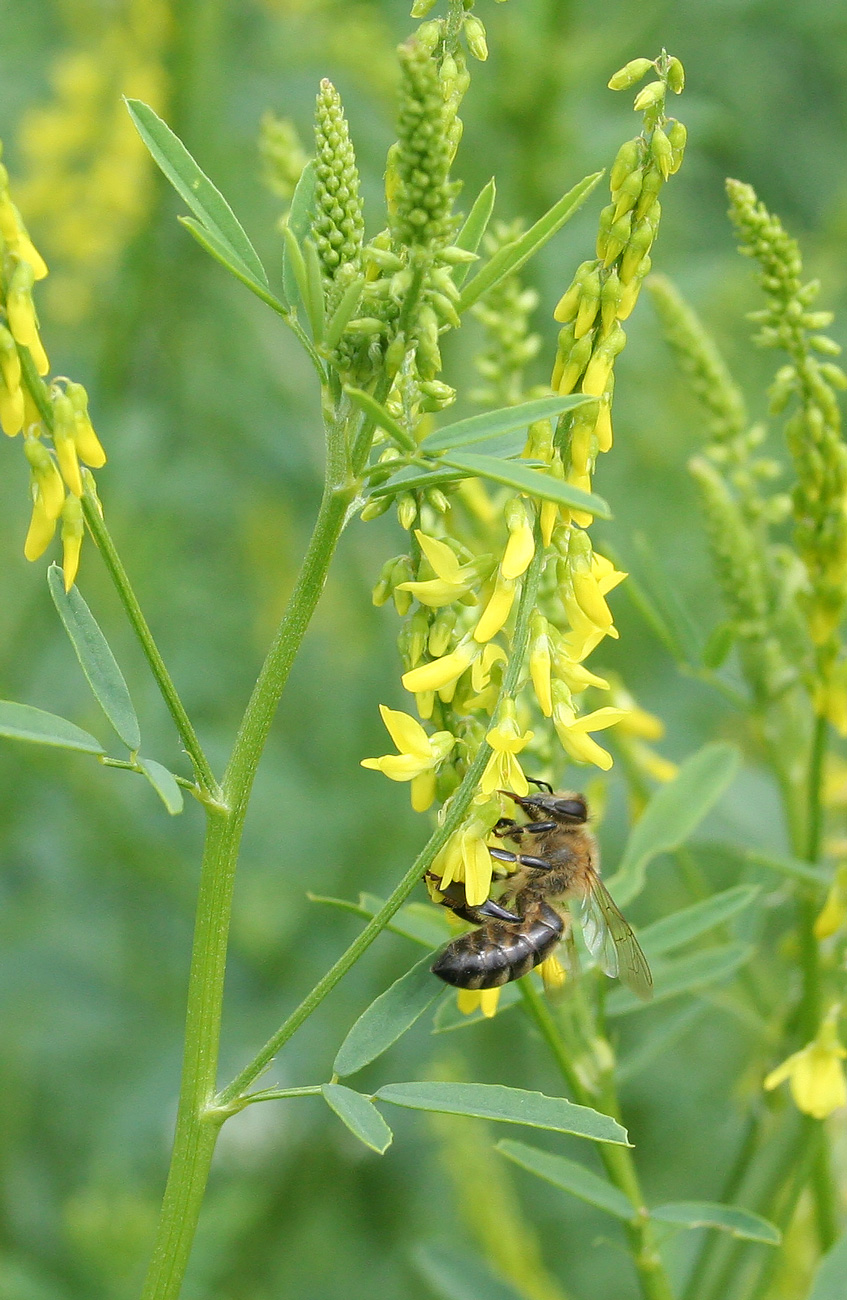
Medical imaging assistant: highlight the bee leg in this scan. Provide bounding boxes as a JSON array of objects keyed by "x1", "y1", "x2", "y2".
[
  {"x1": 474, "y1": 897, "x2": 522, "y2": 923},
  {"x1": 523, "y1": 820, "x2": 557, "y2": 834},
  {"x1": 489, "y1": 847, "x2": 552, "y2": 872},
  {"x1": 493, "y1": 817, "x2": 522, "y2": 839}
]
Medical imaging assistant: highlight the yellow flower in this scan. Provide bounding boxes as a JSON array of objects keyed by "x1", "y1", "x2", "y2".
[
  {"x1": 552, "y1": 682, "x2": 629, "y2": 771},
  {"x1": 431, "y1": 809, "x2": 499, "y2": 907},
  {"x1": 360, "y1": 705, "x2": 455, "y2": 811},
  {"x1": 457, "y1": 987, "x2": 501, "y2": 1018},
  {"x1": 529, "y1": 612, "x2": 553, "y2": 717},
  {"x1": 473, "y1": 571, "x2": 516, "y2": 642},
  {"x1": 764, "y1": 1009, "x2": 847, "y2": 1120},
  {"x1": 396, "y1": 530, "x2": 485, "y2": 607},
  {"x1": 814, "y1": 865, "x2": 847, "y2": 941},
  {"x1": 479, "y1": 709, "x2": 534, "y2": 797},
  {"x1": 401, "y1": 637, "x2": 480, "y2": 694},
  {"x1": 60, "y1": 492, "x2": 84, "y2": 590},
  {"x1": 539, "y1": 953, "x2": 566, "y2": 990},
  {"x1": 501, "y1": 498, "x2": 535, "y2": 579}
]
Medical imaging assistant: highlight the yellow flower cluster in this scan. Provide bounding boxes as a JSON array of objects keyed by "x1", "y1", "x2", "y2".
[
  {"x1": 0, "y1": 153, "x2": 106, "y2": 590},
  {"x1": 361, "y1": 53, "x2": 683, "y2": 1017},
  {"x1": 14, "y1": 0, "x2": 170, "y2": 323}
]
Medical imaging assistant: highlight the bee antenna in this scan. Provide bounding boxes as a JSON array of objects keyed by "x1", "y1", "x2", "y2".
[{"x1": 526, "y1": 777, "x2": 554, "y2": 794}]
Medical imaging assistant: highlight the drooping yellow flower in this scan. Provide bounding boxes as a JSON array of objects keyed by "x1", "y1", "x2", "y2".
[
  {"x1": 60, "y1": 492, "x2": 84, "y2": 590},
  {"x1": 501, "y1": 498, "x2": 535, "y2": 579},
  {"x1": 764, "y1": 1009, "x2": 847, "y2": 1120},
  {"x1": 430, "y1": 809, "x2": 500, "y2": 907},
  {"x1": 360, "y1": 705, "x2": 455, "y2": 811},
  {"x1": 457, "y1": 987, "x2": 501, "y2": 1018},
  {"x1": 401, "y1": 637, "x2": 480, "y2": 695},
  {"x1": 552, "y1": 682, "x2": 629, "y2": 771},
  {"x1": 396, "y1": 530, "x2": 486, "y2": 607},
  {"x1": 479, "y1": 707, "x2": 534, "y2": 796},
  {"x1": 473, "y1": 571, "x2": 516, "y2": 642}
]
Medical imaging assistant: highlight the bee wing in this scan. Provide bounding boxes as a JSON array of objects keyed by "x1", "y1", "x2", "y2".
[{"x1": 578, "y1": 874, "x2": 653, "y2": 1001}]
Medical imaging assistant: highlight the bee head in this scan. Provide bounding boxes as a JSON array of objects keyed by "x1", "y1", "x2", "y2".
[{"x1": 500, "y1": 787, "x2": 588, "y2": 825}]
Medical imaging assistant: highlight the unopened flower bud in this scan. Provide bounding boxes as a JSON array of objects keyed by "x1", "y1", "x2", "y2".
[
  {"x1": 397, "y1": 494, "x2": 418, "y2": 530},
  {"x1": 633, "y1": 80, "x2": 666, "y2": 114},
  {"x1": 607, "y1": 58, "x2": 653, "y2": 92},
  {"x1": 666, "y1": 56, "x2": 685, "y2": 93},
  {"x1": 463, "y1": 14, "x2": 488, "y2": 60}
]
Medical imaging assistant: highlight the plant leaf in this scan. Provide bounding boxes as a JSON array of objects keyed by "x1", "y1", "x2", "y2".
[
  {"x1": 458, "y1": 172, "x2": 603, "y2": 312},
  {"x1": 0, "y1": 701, "x2": 104, "y2": 755},
  {"x1": 125, "y1": 98, "x2": 267, "y2": 286},
  {"x1": 413, "y1": 1243, "x2": 524, "y2": 1300},
  {"x1": 606, "y1": 943, "x2": 753, "y2": 1017},
  {"x1": 695, "y1": 841, "x2": 831, "y2": 888},
  {"x1": 431, "y1": 982, "x2": 523, "y2": 1032},
  {"x1": 807, "y1": 1229, "x2": 847, "y2": 1299},
  {"x1": 438, "y1": 452, "x2": 611, "y2": 517},
  {"x1": 639, "y1": 885, "x2": 760, "y2": 959},
  {"x1": 496, "y1": 1139, "x2": 634, "y2": 1220},
  {"x1": 138, "y1": 758, "x2": 184, "y2": 815},
  {"x1": 324, "y1": 274, "x2": 365, "y2": 351},
  {"x1": 282, "y1": 160, "x2": 316, "y2": 306},
  {"x1": 333, "y1": 953, "x2": 444, "y2": 1077},
  {"x1": 48, "y1": 565, "x2": 141, "y2": 751},
  {"x1": 419, "y1": 395, "x2": 595, "y2": 455},
  {"x1": 607, "y1": 742, "x2": 740, "y2": 906},
  {"x1": 368, "y1": 465, "x2": 469, "y2": 500},
  {"x1": 376, "y1": 1082, "x2": 628, "y2": 1145},
  {"x1": 307, "y1": 893, "x2": 451, "y2": 948},
  {"x1": 178, "y1": 216, "x2": 286, "y2": 314},
  {"x1": 451, "y1": 177, "x2": 496, "y2": 287},
  {"x1": 321, "y1": 1084, "x2": 393, "y2": 1154},
  {"x1": 651, "y1": 1201, "x2": 781, "y2": 1245}
]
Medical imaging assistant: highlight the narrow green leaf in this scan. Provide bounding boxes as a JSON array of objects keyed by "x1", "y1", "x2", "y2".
[
  {"x1": 303, "y1": 238, "x2": 326, "y2": 342},
  {"x1": 623, "y1": 568, "x2": 690, "y2": 665},
  {"x1": 458, "y1": 172, "x2": 602, "y2": 312},
  {"x1": 419, "y1": 394, "x2": 595, "y2": 455},
  {"x1": 702, "y1": 622, "x2": 735, "y2": 670},
  {"x1": 125, "y1": 98, "x2": 267, "y2": 286},
  {"x1": 0, "y1": 701, "x2": 104, "y2": 755},
  {"x1": 607, "y1": 742, "x2": 740, "y2": 906},
  {"x1": 607, "y1": 943, "x2": 753, "y2": 1017},
  {"x1": 629, "y1": 531, "x2": 703, "y2": 666},
  {"x1": 432, "y1": 982, "x2": 523, "y2": 1032},
  {"x1": 282, "y1": 160, "x2": 316, "y2": 306},
  {"x1": 651, "y1": 1201, "x2": 781, "y2": 1245},
  {"x1": 413, "y1": 1243, "x2": 524, "y2": 1300},
  {"x1": 497, "y1": 1139, "x2": 634, "y2": 1220},
  {"x1": 321, "y1": 1084, "x2": 393, "y2": 1154},
  {"x1": 334, "y1": 953, "x2": 444, "y2": 1077},
  {"x1": 307, "y1": 893, "x2": 451, "y2": 948},
  {"x1": 368, "y1": 465, "x2": 468, "y2": 500},
  {"x1": 178, "y1": 217, "x2": 286, "y2": 314},
  {"x1": 346, "y1": 387, "x2": 417, "y2": 452},
  {"x1": 48, "y1": 565, "x2": 141, "y2": 751},
  {"x1": 452, "y1": 177, "x2": 496, "y2": 287},
  {"x1": 639, "y1": 885, "x2": 760, "y2": 959},
  {"x1": 376, "y1": 1082, "x2": 628, "y2": 1145},
  {"x1": 138, "y1": 758, "x2": 184, "y2": 815},
  {"x1": 283, "y1": 226, "x2": 311, "y2": 322},
  {"x1": 439, "y1": 452, "x2": 611, "y2": 517},
  {"x1": 324, "y1": 274, "x2": 365, "y2": 351},
  {"x1": 807, "y1": 1229, "x2": 847, "y2": 1299},
  {"x1": 617, "y1": 1002, "x2": 709, "y2": 1083}
]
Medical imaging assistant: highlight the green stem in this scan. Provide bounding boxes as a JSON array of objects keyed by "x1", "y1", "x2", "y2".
[
  {"x1": 138, "y1": 467, "x2": 354, "y2": 1300},
  {"x1": 82, "y1": 494, "x2": 219, "y2": 798},
  {"x1": 218, "y1": 540, "x2": 546, "y2": 1107},
  {"x1": 519, "y1": 982, "x2": 675, "y2": 1300}
]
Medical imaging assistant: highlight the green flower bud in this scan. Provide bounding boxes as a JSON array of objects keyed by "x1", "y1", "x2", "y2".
[
  {"x1": 612, "y1": 167, "x2": 643, "y2": 220},
  {"x1": 602, "y1": 211, "x2": 633, "y2": 267},
  {"x1": 666, "y1": 119, "x2": 687, "y2": 173},
  {"x1": 633, "y1": 80, "x2": 666, "y2": 114},
  {"x1": 397, "y1": 494, "x2": 418, "y2": 530},
  {"x1": 361, "y1": 495, "x2": 392, "y2": 521},
  {"x1": 666, "y1": 56, "x2": 685, "y2": 93},
  {"x1": 574, "y1": 266, "x2": 601, "y2": 338},
  {"x1": 410, "y1": 0, "x2": 438, "y2": 17},
  {"x1": 651, "y1": 127, "x2": 673, "y2": 181},
  {"x1": 634, "y1": 165, "x2": 664, "y2": 220},
  {"x1": 610, "y1": 138, "x2": 645, "y2": 193},
  {"x1": 426, "y1": 487, "x2": 450, "y2": 513},
  {"x1": 415, "y1": 19, "x2": 443, "y2": 55},
  {"x1": 607, "y1": 57, "x2": 653, "y2": 92},
  {"x1": 463, "y1": 14, "x2": 488, "y2": 61},
  {"x1": 600, "y1": 268, "x2": 623, "y2": 331},
  {"x1": 429, "y1": 607, "x2": 457, "y2": 656}
]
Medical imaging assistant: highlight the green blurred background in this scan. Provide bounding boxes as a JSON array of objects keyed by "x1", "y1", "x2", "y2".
[{"x1": 0, "y1": 1, "x2": 844, "y2": 1297}]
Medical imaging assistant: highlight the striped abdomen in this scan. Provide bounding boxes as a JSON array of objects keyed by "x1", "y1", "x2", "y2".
[{"x1": 431, "y1": 903, "x2": 564, "y2": 990}]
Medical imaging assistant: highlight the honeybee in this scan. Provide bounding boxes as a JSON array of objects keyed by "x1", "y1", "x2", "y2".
[{"x1": 430, "y1": 781, "x2": 652, "y2": 1000}]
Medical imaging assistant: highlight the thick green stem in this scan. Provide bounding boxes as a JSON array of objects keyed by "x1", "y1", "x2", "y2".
[
  {"x1": 82, "y1": 495, "x2": 219, "y2": 798},
  {"x1": 138, "y1": 472, "x2": 353, "y2": 1300},
  {"x1": 519, "y1": 982, "x2": 675, "y2": 1300}
]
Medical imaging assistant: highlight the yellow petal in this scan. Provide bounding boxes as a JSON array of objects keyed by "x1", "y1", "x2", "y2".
[
  {"x1": 411, "y1": 770, "x2": 436, "y2": 812},
  {"x1": 473, "y1": 576, "x2": 516, "y2": 642},
  {"x1": 415, "y1": 529, "x2": 462, "y2": 584},
  {"x1": 396, "y1": 578, "x2": 468, "y2": 608},
  {"x1": 462, "y1": 832, "x2": 492, "y2": 907},
  {"x1": 360, "y1": 754, "x2": 428, "y2": 781},
  {"x1": 478, "y1": 988, "x2": 501, "y2": 1018},
  {"x1": 402, "y1": 644, "x2": 477, "y2": 693},
  {"x1": 569, "y1": 706, "x2": 630, "y2": 734},
  {"x1": 501, "y1": 521, "x2": 534, "y2": 580},
  {"x1": 457, "y1": 989, "x2": 481, "y2": 1015},
  {"x1": 790, "y1": 1047, "x2": 847, "y2": 1119},
  {"x1": 378, "y1": 704, "x2": 431, "y2": 759}
]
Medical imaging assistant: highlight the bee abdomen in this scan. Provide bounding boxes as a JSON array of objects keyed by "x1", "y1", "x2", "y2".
[{"x1": 431, "y1": 904, "x2": 564, "y2": 990}]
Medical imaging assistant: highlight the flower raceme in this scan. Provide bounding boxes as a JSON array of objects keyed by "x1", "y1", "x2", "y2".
[{"x1": 0, "y1": 147, "x2": 106, "y2": 590}]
